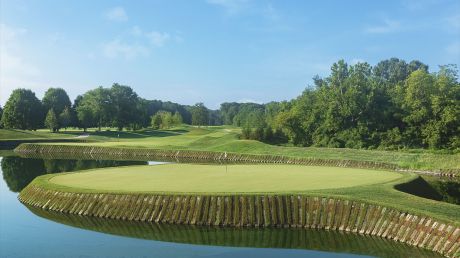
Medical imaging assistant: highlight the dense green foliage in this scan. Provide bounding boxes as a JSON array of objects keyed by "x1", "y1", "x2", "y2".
[
  {"x1": 110, "y1": 84, "x2": 140, "y2": 130},
  {"x1": 219, "y1": 59, "x2": 459, "y2": 150},
  {"x1": 191, "y1": 103, "x2": 209, "y2": 126},
  {"x1": 44, "y1": 109, "x2": 59, "y2": 132},
  {"x1": 59, "y1": 107, "x2": 72, "y2": 130},
  {"x1": 1, "y1": 89, "x2": 43, "y2": 130},
  {"x1": 71, "y1": 85, "x2": 217, "y2": 130},
  {"x1": 276, "y1": 60, "x2": 459, "y2": 149},
  {"x1": 42, "y1": 88, "x2": 73, "y2": 131},
  {"x1": 150, "y1": 111, "x2": 182, "y2": 129},
  {"x1": 42, "y1": 88, "x2": 72, "y2": 116}
]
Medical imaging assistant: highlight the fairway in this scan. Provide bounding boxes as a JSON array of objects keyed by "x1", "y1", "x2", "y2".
[{"x1": 49, "y1": 164, "x2": 403, "y2": 194}]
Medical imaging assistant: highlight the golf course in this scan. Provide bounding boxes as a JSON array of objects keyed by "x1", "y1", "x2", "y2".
[
  {"x1": 2, "y1": 2, "x2": 459, "y2": 257},
  {"x1": 5, "y1": 127, "x2": 460, "y2": 257}
]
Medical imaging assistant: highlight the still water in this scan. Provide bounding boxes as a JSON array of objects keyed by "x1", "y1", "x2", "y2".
[{"x1": 0, "y1": 154, "x2": 443, "y2": 258}]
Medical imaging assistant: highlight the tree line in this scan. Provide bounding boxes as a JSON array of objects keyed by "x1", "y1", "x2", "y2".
[
  {"x1": 0, "y1": 84, "x2": 220, "y2": 132},
  {"x1": 1, "y1": 58, "x2": 458, "y2": 150},
  {"x1": 219, "y1": 58, "x2": 459, "y2": 150}
]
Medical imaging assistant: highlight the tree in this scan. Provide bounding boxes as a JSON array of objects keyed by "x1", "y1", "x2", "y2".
[
  {"x1": 220, "y1": 102, "x2": 240, "y2": 125},
  {"x1": 76, "y1": 105, "x2": 93, "y2": 132},
  {"x1": 241, "y1": 126, "x2": 252, "y2": 139},
  {"x1": 420, "y1": 65, "x2": 460, "y2": 149},
  {"x1": 44, "y1": 109, "x2": 59, "y2": 132},
  {"x1": 251, "y1": 126, "x2": 264, "y2": 141},
  {"x1": 402, "y1": 69, "x2": 435, "y2": 146},
  {"x1": 172, "y1": 111, "x2": 183, "y2": 126},
  {"x1": 77, "y1": 87, "x2": 112, "y2": 131},
  {"x1": 263, "y1": 126, "x2": 273, "y2": 142},
  {"x1": 373, "y1": 58, "x2": 409, "y2": 84},
  {"x1": 160, "y1": 111, "x2": 173, "y2": 128},
  {"x1": 72, "y1": 95, "x2": 83, "y2": 128},
  {"x1": 191, "y1": 103, "x2": 209, "y2": 126},
  {"x1": 1, "y1": 89, "x2": 43, "y2": 130},
  {"x1": 151, "y1": 113, "x2": 162, "y2": 129},
  {"x1": 150, "y1": 111, "x2": 177, "y2": 129},
  {"x1": 110, "y1": 83, "x2": 139, "y2": 131},
  {"x1": 42, "y1": 88, "x2": 72, "y2": 116},
  {"x1": 59, "y1": 106, "x2": 72, "y2": 130}
]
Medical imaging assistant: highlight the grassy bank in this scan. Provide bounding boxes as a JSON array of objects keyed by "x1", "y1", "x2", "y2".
[{"x1": 11, "y1": 126, "x2": 460, "y2": 171}]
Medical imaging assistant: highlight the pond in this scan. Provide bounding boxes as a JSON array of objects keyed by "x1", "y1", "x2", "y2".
[{"x1": 0, "y1": 153, "x2": 445, "y2": 258}]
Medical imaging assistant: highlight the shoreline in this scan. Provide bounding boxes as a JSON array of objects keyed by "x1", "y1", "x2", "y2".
[{"x1": 19, "y1": 182, "x2": 460, "y2": 258}]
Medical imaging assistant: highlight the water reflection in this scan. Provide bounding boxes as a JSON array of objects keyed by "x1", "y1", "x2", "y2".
[
  {"x1": 1, "y1": 156, "x2": 146, "y2": 192},
  {"x1": 26, "y1": 206, "x2": 443, "y2": 258},
  {"x1": 0, "y1": 154, "x2": 448, "y2": 258}
]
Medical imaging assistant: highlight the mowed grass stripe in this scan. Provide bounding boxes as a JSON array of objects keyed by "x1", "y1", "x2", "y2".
[{"x1": 48, "y1": 164, "x2": 402, "y2": 194}]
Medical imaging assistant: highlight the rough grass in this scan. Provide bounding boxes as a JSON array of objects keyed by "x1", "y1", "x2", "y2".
[
  {"x1": 27, "y1": 126, "x2": 459, "y2": 171},
  {"x1": 48, "y1": 164, "x2": 402, "y2": 193}
]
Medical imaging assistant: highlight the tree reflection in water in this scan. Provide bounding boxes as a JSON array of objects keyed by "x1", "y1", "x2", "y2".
[
  {"x1": 1, "y1": 156, "x2": 146, "y2": 192},
  {"x1": 26, "y1": 206, "x2": 443, "y2": 258}
]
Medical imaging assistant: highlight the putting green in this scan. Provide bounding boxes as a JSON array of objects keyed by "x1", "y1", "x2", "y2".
[{"x1": 48, "y1": 164, "x2": 403, "y2": 194}]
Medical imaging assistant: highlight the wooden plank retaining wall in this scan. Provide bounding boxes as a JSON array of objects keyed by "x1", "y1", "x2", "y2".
[
  {"x1": 19, "y1": 185, "x2": 460, "y2": 257},
  {"x1": 14, "y1": 144, "x2": 459, "y2": 177}
]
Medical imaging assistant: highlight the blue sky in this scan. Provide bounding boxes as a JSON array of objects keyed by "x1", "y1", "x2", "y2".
[{"x1": 1, "y1": 0, "x2": 459, "y2": 108}]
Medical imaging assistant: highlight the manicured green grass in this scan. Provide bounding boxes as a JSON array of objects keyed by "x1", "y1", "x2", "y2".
[
  {"x1": 0, "y1": 129, "x2": 75, "y2": 140},
  {"x1": 5, "y1": 126, "x2": 460, "y2": 170},
  {"x1": 34, "y1": 126, "x2": 459, "y2": 170},
  {"x1": 32, "y1": 163, "x2": 460, "y2": 225},
  {"x1": 48, "y1": 164, "x2": 403, "y2": 193}
]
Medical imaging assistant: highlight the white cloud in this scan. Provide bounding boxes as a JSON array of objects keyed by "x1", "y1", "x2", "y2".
[
  {"x1": 365, "y1": 19, "x2": 401, "y2": 34},
  {"x1": 105, "y1": 6, "x2": 128, "y2": 22},
  {"x1": 131, "y1": 26, "x2": 172, "y2": 47},
  {"x1": 102, "y1": 26, "x2": 177, "y2": 59},
  {"x1": 0, "y1": 23, "x2": 46, "y2": 105},
  {"x1": 1, "y1": 23, "x2": 26, "y2": 41},
  {"x1": 145, "y1": 31, "x2": 171, "y2": 47},
  {"x1": 102, "y1": 39, "x2": 150, "y2": 59},
  {"x1": 206, "y1": 0, "x2": 249, "y2": 14},
  {"x1": 131, "y1": 26, "x2": 143, "y2": 36}
]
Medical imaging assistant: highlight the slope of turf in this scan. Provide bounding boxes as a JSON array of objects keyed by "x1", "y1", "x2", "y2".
[
  {"x1": 48, "y1": 164, "x2": 403, "y2": 194},
  {"x1": 0, "y1": 129, "x2": 74, "y2": 140},
  {"x1": 9, "y1": 126, "x2": 460, "y2": 170},
  {"x1": 5, "y1": 126, "x2": 460, "y2": 170}
]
